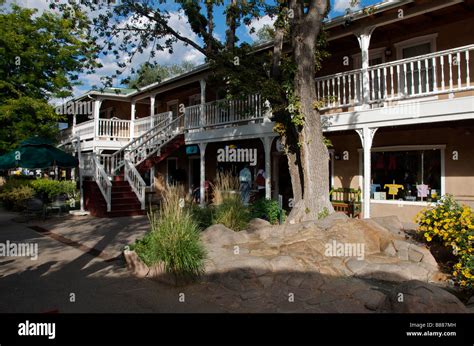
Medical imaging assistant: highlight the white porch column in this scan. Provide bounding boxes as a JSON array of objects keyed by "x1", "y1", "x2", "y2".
[
  {"x1": 199, "y1": 79, "x2": 206, "y2": 129},
  {"x1": 93, "y1": 99, "x2": 102, "y2": 139},
  {"x1": 356, "y1": 127, "x2": 378, "y2": 219},
  {"x1": 260, "y1": 137, "x2": 273, "y2": 199},
  {"x1": 356, "y1": 27, "x2": 375, "y2": 109},
  {"x1": 72, "y1": 111, "x2": 77, "y2": 136},
  {"x1": 199, "y1": 142, "x2": 207, "y2": 207},
  {"x1": 150, "y1": 95, "x2": 156, "y2": 127},
  {"x1": 130, "y1": 100, "x2": 136, "y2": 140}
]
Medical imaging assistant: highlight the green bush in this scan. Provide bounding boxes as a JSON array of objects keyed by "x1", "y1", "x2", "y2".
[
  {"x1": 213, "y1": 195, "x2": 250, "y2": 231},
  {"x1": 250, "y1": 198, "x2": 286, "y2": 224},
  {"x1": 133, "y1": 185, "x2": 206, "y2": 279},
  {"x1": 0, "y1": 185, "x2": 35, "y2": 210},
  {"x1": 30, "y1": 179, "x2": 77, "y2": 199},
  {"x1": 188, "y1": 203, "x2": 213, "y2": 230},
  {"x1": 0, "y1": 177, "x2": 78, "y2": 210},
  {"x1": 415, "y1": 195, "x2": 473, "y2": 290}
]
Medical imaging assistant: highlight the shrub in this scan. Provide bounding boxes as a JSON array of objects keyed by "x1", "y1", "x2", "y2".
[
  {"x1": 213, "y1": 194, "x2": 250, "y2": 231},
  {"x1": 415, "y1": 195, "x2": 474, "y2": 290},
  {"x1": 133, "y1": 185, "x2": 206, "y2": 279},
  {"x1": 0, "y1": 185, "x2": 35, "y2": 210},
  {"x1": 30, "y1": 179, "x2": 77, "y2": 200},
  {"x1": 188, "y1": 203, "x2": 213, "y2": 230},
  {"x1": 250, "y1": 198, "x2": 285, "y2": 224},
  {"x1": 212, "y1": 170, "x2": 239, "y2": 205}
]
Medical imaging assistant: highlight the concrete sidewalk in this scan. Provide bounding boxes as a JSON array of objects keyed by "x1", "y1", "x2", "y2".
[
  {"x1": 26, "y1": 213, "x2": 150, "y2": 257},
  {"x1": 0, "y1": 209, "x2": 225, "y2": 313}
]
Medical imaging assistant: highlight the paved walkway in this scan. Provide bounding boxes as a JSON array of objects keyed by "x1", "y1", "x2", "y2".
[
  {"x1": 1, "y1": 210, "x2": 469, "y2": 313},
  {"x1": 0, "y1": 210, "x2": 224, "y2": 313}
]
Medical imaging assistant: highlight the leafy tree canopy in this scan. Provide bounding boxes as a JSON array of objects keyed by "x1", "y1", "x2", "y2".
[
  {"x1": 0, "y1": 4, "x2": 99, "y2": 153},
  {"x1": 127, "y1": 61, "x2": 197, "y2": 89}
]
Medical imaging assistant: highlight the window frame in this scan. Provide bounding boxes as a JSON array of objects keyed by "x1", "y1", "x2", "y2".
[
  {"x1": 358, "y1": 144, "x2": 446, "y2": 205},
  {"x1": 394, "y1": 33, "x2": 438, "y2": 60}
]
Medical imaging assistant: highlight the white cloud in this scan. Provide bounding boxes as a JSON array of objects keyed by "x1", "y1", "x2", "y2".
[
  {"x1": 87, "y1": 10, "x2": 205, "y2": 92},
  {"x1": 333, "y1": 0, "x2": 361, "y2": 13},
  {"x1": 246, "y1": 14, "x2": 275, "y2": 41}
]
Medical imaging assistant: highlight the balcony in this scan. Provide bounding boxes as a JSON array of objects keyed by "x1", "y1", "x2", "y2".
[
  {"x1": 184, "y1": 94, "x2": 267, "y2": 131},
  {"x1": 59, "y1": 112, "x2": 173, "y2": 148},
  {"x1": 315, "y1": 44, "x2": 474, "y2": 111}
]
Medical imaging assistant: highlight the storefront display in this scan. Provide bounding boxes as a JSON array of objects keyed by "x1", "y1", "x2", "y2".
[{"x1": 371, "y1": 149, "x2": 441, "y2": 202}]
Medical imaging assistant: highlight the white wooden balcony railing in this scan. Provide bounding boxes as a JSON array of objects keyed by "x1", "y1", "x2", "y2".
[
  {"x1": 134, "y1": 111, "x2": 173, "y2": 137},
  {"x1": 315, "y1": 44, "x2": 474, "y2": 110},
  {"x1": 98, "y1": 118, "x2": 130, "y2": 139},
  {"x1": 185, "y1": 94, "x2": 265, "y2": 130},
  {"x1": 75, "y1": 120, "x2": 94, "y2": 140}
]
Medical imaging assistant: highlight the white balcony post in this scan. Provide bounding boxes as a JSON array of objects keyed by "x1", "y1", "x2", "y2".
[
  {"x1": 199, "y1": 142, "x2": 207, "y2": 207},
  {"x1": 130, "y1": 100, "x2": 136, "y2": 140},
  {"x1": 356, "y1": 27, "x2": 375, "y2": 109},
  {"x1": 150, "y1": 95, "x2": 156, "y2": 127},
  {"x1": 356, "y1": 127, "x2": 377, "y2": 219},
  {"x1": 72, "y1": 108, "x2": 77, "y2": 136},
  {"x1": 263, "y1": 98, "x2": 272, "y2": 123},
  {"x1": 199, "y1": 79, "x2": 206, "y2": 129},
  {"x1": 261, "y1": 136, "x2": 273, "y2": 199},
  {"x1": 93, "y1": 99, "x2": 102, "y2": 139}
]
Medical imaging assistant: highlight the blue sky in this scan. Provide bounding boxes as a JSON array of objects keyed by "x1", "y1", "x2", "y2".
[{"x1": 3, "y1": 0, "x2": 383, "y2": 101}]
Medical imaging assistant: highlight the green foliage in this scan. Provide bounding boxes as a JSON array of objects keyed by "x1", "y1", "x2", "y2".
[
  {"x1": 0, "y1": 184, "x2": 34, "y2": 210},
  {"x1": 318, "y1": 207, "x2": 330, "y2": 220},
  {"x1": 0, "y1": 4, "x2": 99, "y2": 153},
  {"x1": 253, "y1": 24, "x2": 275, "y2": 45},
  {"x1": 133, "y1": 185, "x2": 206, "y2": 278},
  {"x1": 0, "y1": 178, "x2": 77, "y2": 210},
  {"x1": 250, "y1": 198, "x2": 285, "y2": 225},
  {"x1": 188, "y1": 203, "x2": 213, "y2": 230},
  {"x1": 30, "y1": 179, "x2": 77, "y2": 199},
  {"x1": 127, "y1": 61, "x2": 196, "y2": 89},
  {"x1": 212, "y1": 195, "x2": 250, "y2": 231},
  {"x1": 415, "y1": 195, "x2": 474, "y2": 290}
]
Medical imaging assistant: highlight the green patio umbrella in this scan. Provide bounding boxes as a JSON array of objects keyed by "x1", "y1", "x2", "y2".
[{"x1": 0, "y1": 136, "x2": 78, "y2": 169}]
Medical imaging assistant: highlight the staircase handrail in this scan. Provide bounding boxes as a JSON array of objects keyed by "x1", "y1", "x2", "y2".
[
  {"x1": 124, "y1": 157, "x2": 146, "y2": 210},
  {"x1": 92, "y1": 153, "x2": 112, "y2": 212}
]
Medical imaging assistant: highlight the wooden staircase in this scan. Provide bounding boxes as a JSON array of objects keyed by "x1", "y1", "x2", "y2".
[
  {"x1": 83, "y1": 115, "x2": 184, "y2": 218},
  {"x1": 83, "y1": 179, "x2": 145, "y2": 217}
]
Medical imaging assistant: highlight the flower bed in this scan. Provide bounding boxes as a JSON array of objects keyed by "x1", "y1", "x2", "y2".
[{"x1": 415, "y1": 195, "x2": 473, "y2": 290}]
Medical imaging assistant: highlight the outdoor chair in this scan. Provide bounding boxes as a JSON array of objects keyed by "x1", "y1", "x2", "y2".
[
  {"x1": 46, "y1": 194, "x2": 69, "y2": 216},
  {"x1": 329, "y1": 188, "x2": 362, "y2": 218}
]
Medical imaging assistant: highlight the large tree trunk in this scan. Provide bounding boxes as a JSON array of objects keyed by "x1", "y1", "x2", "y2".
[{"x1": 286, "y1": 0, "x2": 334, "y2": 223}]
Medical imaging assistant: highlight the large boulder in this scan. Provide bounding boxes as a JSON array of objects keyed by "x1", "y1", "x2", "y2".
[
  {"x1": 377, "y1": 280, "x2": 468, "y2": 313},
  {"x1": 371, "y1": 215, "x2": 406, "y2": 238},
  {"x1": 247, "y1": 218, "x2": 271, "y2": 232},
  {"x1": 124, "y1": 249, "x2": 149, "y2": 278},
  {"x1": 200, "y1": 224, "x2": 249, "y2": 246}
]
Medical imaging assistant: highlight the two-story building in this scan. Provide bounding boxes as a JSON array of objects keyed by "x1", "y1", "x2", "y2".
[{"x1": 59, "y1": 0, "x2": 474, "y2": 221}]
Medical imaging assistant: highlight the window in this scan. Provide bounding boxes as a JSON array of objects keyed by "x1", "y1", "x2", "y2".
[
  {"x1": 395, "y1": 34, "x2": 437, "y2": 95},
  {"x1": 370, "y1": 148, "x2": 443, "y2": 202}
]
